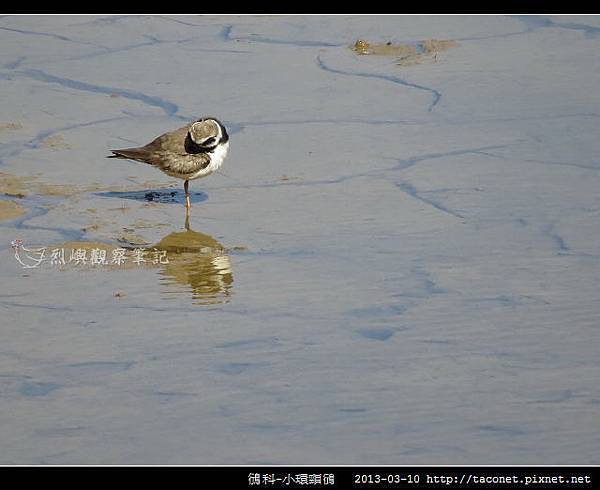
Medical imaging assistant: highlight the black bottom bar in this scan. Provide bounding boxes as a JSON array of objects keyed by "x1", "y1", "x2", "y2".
[{"x1": 1, "y1": 466, "x2": 597, "y2": 488}]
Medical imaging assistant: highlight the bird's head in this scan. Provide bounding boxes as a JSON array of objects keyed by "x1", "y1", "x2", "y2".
[{"x1": 188, "y1": 117, "x2": 228, "y2": 149}]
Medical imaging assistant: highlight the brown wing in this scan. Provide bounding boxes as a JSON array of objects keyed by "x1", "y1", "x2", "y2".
[
  {"x1": 142, "y1": 124, "x2": 191, "y2": 154},
  {"x1": 108, "y1": 123, "x2": 193, "y2": 166},
  {"x1": 156, "y1": 152, "x2": 212, "y2": 176}
]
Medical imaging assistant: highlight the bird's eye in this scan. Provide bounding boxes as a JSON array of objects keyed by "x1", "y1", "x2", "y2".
[{"x1": 203, "y1": 137, "x2": 216, "y2": 146}]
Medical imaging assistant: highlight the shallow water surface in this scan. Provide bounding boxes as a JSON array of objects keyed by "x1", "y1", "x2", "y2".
[{"x1": 0, "y1": 15, "x2": 599, "y2": 464}]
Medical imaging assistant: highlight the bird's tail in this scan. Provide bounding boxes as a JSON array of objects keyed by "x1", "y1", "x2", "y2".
[{"x1": 107, "y1": 148, "x2": 147, "y2": 160}]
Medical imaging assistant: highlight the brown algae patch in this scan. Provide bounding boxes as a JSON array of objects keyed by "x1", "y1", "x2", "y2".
[
  {"x1": 41, "y1": 134, "x2": 71, "y2": 151},
  {"x1": 421, "y1": 39, "x2": 458, "y2": 54},
  {"x1": 0, "y1": 172, "x2": 32, "y2": 198},
  {"x1": 0, "y1": 122, "x2": 23, "y2": 131},
  {"x1": 132, "y1": 219, "x2": 170, "y2": 229},
  {"x1": 36, "y1": 182, "x2": 79, "y2": 197},
  {"x1": 0, "y1": 170, "x2": 149, "y2": 199},
  {"x1": 353, "y1": 39, "x2": 418, "y2": 57},
  {"x1": 0, "y1": 200, "x2": 26, "y2": 221},
  {"x1": 81, "y1": 221, "x2": 104, "y2": 233},
  {"x1": 153, "y1": 229, "x2": 226, "y2": 254},
  {"x1": 279, "y1": 175, "x2": 301, "y2": 182},
  {"x1": 116, "y1": 230, "x2": 150, "y2": 246},
  {"x1": 0, "y1": 171, "x2": 79, "y2": 198},
  {"x1": 351, "y1": 38, "x2": 458, "y2": 65}
]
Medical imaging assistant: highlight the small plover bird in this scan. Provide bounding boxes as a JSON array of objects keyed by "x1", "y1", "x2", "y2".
[{"x1": 108, "y1": 117, "x2": 229, "y2": 209}]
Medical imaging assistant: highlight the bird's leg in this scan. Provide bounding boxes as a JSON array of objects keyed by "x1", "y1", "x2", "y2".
[
  {"x1": 184, "y1": 180, "x2": 190, "y2": 209},
  {"x1": 184, "y1": 180, "x2": 191, "y2": 230},
  {"x1": 184, "y1": 208, "x2": 191, "y2": 231},
  {"x1": 184, "y1": 206, "x2": 191, "y2": 231}
]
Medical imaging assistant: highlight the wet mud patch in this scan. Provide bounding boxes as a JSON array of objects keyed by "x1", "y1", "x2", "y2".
[{"x1": 352, "y1": 38, "x2": 458, "y2": 66}]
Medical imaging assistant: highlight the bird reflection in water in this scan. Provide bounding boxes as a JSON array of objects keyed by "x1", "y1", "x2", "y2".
[{"x1": 152, "y1": 211, "x2": 233, "y2": 305}]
